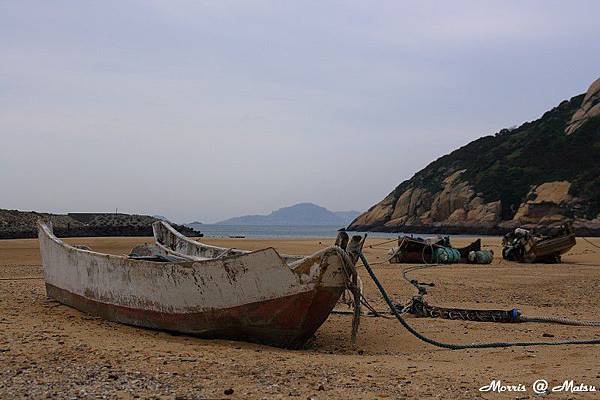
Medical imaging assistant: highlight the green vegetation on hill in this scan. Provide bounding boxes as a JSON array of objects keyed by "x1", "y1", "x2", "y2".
[{"x1": 391, "y1": 93, "x2": 600, "y2": 220}]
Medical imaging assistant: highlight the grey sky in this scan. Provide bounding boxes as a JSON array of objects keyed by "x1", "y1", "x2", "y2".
[{"x1": 1, "y1": 1, "x2": 599, "y2": 223}]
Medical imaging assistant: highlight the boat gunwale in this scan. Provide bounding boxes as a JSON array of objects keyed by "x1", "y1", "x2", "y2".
[
  {"x1": 38, "y1": 221, "x2": 344, "y2": 277},
  {"x1": 38, "y1": 222, "x2": 287, "y2": 268}
]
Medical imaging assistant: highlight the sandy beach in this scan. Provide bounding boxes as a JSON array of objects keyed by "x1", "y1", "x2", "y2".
[{"x1": 2, "y1": 236, "x2": 600, "y2": 399}]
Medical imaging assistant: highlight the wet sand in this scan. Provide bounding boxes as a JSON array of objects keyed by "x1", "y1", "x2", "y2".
[{"x1": 2, "y1": 236, "x2": 600, "y2": 399}]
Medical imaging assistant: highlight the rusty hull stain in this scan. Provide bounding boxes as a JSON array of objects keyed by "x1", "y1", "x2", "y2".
[{"x1": 46, "y1": 283, "x2": 343, "y2": 348}]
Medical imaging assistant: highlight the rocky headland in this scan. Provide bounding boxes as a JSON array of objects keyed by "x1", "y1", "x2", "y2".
[{"x1": 349, "y1": 77, "x2": 600, "y2": 235}]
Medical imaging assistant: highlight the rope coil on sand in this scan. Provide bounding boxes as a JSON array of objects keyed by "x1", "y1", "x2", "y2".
[
  {"x1": 401, "y1": 259, "x2": 600, "y2": 327},
  {"x1": 359, "y1": 252, "x2": 600, "y2": 349}
]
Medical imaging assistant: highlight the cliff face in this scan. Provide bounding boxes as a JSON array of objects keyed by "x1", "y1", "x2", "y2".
[
  {"x1": 349, "y1": 77, "x2": 600, "y2": 235},
  {"x1": 565, "y1": 78, "x2": 600, "y2": 135}
]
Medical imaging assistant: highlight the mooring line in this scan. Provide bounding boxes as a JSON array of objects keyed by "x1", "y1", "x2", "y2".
[
  {"x1": 366, "y1": 237, "x2": 398, "y2": 249},
  {"x1": 581, "y1": 237, "x2": 600, "y2": 251},
  {"x1": 0, "y1": 276, "x2": 44, "y2": 281},
  {"x1": 359, "y1": 252, "x2": 600, "y2": 349},
  {"x1": 400, "y1": 258, "x2": 600, "y2": 327}
]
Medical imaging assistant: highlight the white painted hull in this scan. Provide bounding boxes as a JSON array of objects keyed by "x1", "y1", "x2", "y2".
[{"x1": 38, "y1": 222, "x2": 352, "y2": 347}]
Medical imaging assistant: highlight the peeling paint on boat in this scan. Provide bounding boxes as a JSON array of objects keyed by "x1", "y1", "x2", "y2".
[{"x1": 38, "y1": 222, "x2": 352, "y2": 348}]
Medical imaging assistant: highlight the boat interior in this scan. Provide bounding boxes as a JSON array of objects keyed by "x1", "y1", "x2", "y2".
[{"x1": 151, "y1": 221, "x2": 304, "y2": 264}]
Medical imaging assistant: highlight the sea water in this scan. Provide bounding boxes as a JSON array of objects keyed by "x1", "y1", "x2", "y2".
[{"x1": 194, "y1": 224, "x2": 401, "y2": 238}]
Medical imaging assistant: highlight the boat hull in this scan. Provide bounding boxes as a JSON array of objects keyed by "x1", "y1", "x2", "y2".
[
  {"x1": 527, "y1": 233, "x2": 577, "y2": 263},
  {"x1": 46, "y1": 282, "x2": 343, "y2": 348}
]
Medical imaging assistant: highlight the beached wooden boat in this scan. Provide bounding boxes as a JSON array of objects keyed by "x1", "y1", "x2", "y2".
[
  {"x1": 527, "y1": 233, "x2": 576, "y2": 262},
  {"x1": 502, "y1": 225, "x2": 576, "y2": 263},
  {"x1": 388, "y1": 235, "x2": 481, "y2": 264},
  {"x1": 38, "y1": 221, "x2": 360, "y2": 348}
]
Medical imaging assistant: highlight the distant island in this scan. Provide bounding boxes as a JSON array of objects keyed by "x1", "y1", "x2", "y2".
[{"x1": 195, "y1": 203, "x2": 360, "y2": 227}]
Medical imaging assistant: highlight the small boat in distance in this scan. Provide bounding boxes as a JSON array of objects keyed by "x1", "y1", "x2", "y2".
[
  {"x1": 388, "y1": 235, "x2": 482, "y2": 264},
  {"x1": 38, "y1": 221, "x2": 361, "y2": 348},
  {"x1": 502, "y1": 224, "x2": 576, "y2": 263}
]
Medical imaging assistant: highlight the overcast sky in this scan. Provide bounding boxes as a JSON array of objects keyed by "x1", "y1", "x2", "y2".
[{"x1": 1, "y1": 1, "x2": 599, "y2": 223}]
